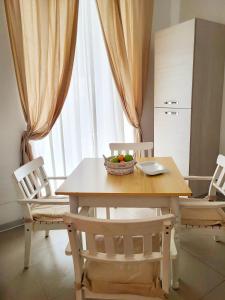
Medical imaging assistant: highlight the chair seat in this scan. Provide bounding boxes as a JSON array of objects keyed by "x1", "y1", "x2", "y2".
[
  {"x1": 83, "y1": 235, "x2": 166, "y2": 298},
  {"x1": 181, "y1": 198, "x2": 225, "y2": 226},
  {"x1": 31, "y1": 199, "x2": 69, "y2": 222}
]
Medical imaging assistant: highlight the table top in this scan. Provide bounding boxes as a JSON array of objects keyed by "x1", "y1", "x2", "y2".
[{"x1": 56, "y1": 157, "x2": 192, "y2": 197}]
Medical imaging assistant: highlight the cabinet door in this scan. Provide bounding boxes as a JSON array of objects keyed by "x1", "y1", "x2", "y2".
[
  {"x1": 154, "y1": 19, "x2": 195, "y2": 109},
  {"x1": 154, "y1": 108, "x2": 191, "y2": 176}
]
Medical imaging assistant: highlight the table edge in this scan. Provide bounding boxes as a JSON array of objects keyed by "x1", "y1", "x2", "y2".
[{"x1": 55, "y1": 191, "x2": 192, "y2": 197}]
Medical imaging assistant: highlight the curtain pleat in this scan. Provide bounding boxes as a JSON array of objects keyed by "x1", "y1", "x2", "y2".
[
  {"x1": 4, "y1": 0, "x2": 79, "y2": 163},
  {"x1": 97, "y1": 0, "x2": 153, "y2": 141}
]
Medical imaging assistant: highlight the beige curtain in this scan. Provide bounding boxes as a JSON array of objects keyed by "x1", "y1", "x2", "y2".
[
  {"x1": 97, "y1": 0, "x2": 153, "y2": 141},
  {"x1": 4, "y1": 0, "x2": 79, "y2": 163}
]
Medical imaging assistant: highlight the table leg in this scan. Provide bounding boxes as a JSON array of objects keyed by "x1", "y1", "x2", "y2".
[
  {"x1": 170, "y1": 197, "x2": 180, "y2": 290},
  {"x1": 69, "y1": 195, "x2": 79, "y2": 214}
]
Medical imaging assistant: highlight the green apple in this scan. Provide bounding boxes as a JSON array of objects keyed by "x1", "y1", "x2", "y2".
[{"x1": 124, "y1": 154, "x2": 133, "y2": 162}]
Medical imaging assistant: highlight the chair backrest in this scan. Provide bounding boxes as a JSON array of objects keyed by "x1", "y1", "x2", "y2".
[
  {"x1": 209, "y1": 154, "x2": 225, "y2": 198},
  {"x1": 109, "y1": 142, "x2": 154, "y2": 157},
  {"x1": 64, "y1": 213, "x2": 174, "y2": 292},
  {"x1": 13, "y1": 157, "x2": 51, "y2": 200}
]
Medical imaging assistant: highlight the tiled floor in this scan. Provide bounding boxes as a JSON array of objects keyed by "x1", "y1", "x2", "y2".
[{"x1": 1, "y1": 209, "x2": 225, "y2": 300}]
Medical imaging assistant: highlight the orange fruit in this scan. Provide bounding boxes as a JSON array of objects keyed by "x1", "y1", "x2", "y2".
[{"x1": 118, "y1": 155, "x2": 124, "y2": 161}]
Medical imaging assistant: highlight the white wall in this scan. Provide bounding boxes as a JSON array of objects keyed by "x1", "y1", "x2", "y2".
[
  {"x1": 0, "y1": 1, "x2": 25, "y2": 226},
  {"x1": 180, "y1": 0, "x2": 225, "y2": 24}
]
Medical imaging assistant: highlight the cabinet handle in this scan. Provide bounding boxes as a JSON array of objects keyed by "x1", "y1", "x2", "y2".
[
  {"x1": 164, "y1": 101, "x2": 179, "y2": 105},
  {"x1": 165, "y1": 111, "x2": 179, "y2": 115}
]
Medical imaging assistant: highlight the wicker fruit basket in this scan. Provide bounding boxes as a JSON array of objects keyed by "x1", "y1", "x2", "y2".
[{"x1": 103, "y1": 155, "x2": 136, "y2": 175}]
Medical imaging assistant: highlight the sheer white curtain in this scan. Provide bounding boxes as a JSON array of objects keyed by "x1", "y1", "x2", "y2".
[{"x1": 31, "y1": 0, "x2": 133, "y2": 178}]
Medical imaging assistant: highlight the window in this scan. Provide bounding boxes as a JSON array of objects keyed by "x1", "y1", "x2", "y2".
[{"x1": 31, "y1": 0, "x2": 133, "y2": 178}]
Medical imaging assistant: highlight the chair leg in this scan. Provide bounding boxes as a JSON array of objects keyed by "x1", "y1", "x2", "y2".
[
  {"x1": 24, "y1": 223, "x2": 32, "y2": 269},
  {"x1": 75, "y1": 286, "x2": 82, "y2": 300},
  {"x1": 161, "y1": 208, "x2": 170, "y2": 215},
  {"x1": 87, "y1": 207, "x2": 97, "y2": 218},
  {"x1": 106, "y1": 207, "x2": 110, "y2": 219},
  {"x1": 45, "y1": 230, "x2": 50, "y2": 238},
  {"x1": 171, "y1": 258, "x2": 179, "y2": 290},
  {"x1": 92, "y1": 207, "x2": 96, "y2": 217},
  {"x1": 156, "y1": 208, "x2": 161, "y2": 216},
  {"x1": 214, "y1": 235, "x2": 220, "y2": 242}
]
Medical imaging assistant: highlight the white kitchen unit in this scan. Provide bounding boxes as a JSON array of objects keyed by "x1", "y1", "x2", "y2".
[{"x1": 154, "y1": 19, "x2": 225, "y2": 195}]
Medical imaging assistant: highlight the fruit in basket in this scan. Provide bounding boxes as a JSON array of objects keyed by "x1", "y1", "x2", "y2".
[
  {"x1": 109, "y1": 154, "x2": 134, "y2": 163},
  {"x1": 118, "y1": 155, "x2": 125, "y2": 161},
  {"x1": 124, "y1": 154, "x2": 133, "y2": 162},
  {"x1": 111, "y1": 157, "x2": 120, "y2": 163}
]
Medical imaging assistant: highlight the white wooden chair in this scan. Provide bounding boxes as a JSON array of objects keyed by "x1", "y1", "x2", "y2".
[
  {"x1": 64, "y1": 211, "x2": 175, "y2": 300},
  {"x1": 108, "y1": 142, "x2": 154, "y2": 219},
  {"x1": 180, "y1": 154, "x2": 225, "y2": 240},
  {"x1": 13, "y1": 156, "x2": 69, "y2": 269},
  {"x1": 109, "y1": 142, "x2": 154, "y2": 157}
]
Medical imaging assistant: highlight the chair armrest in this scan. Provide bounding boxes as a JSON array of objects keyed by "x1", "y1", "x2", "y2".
[
  {"x1": 180, "y1": 200, "x2": 225, "y2": 208},
  {"x1": 47, "y1": 176, "x2": 67, "y2": 180},
  {"x1": 183, "y1": 176, "x2": 212, "y2": 181},
  {"x1": 18, "y1": 198, "x2": 69, "y2": 205}
]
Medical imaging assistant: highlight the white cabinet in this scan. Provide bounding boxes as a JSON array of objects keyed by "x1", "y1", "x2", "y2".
[
  {"x1": 154, "y1": 108, "x2": 191, "y2": 175},
  {"x1": 154, "y1": 20, "x2": 195, "y2": 109},
  {"x1": 154, "y1": 19, "x2": 225, "y2": 195}
]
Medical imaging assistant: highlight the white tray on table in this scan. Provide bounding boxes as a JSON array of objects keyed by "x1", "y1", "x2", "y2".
[{"x1": 136, "y1": 161, "x2": 168, "y2": 176}]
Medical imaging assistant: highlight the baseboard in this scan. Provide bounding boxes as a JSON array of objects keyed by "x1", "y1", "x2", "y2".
[{"x1": 0, "y1": 218, "x2": 24, "y2": 232}]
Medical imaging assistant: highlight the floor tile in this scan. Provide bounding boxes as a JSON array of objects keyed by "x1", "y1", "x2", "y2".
[
  {"x1": 0, "y1": 267, "x2": 48, "y2": 300},
  {"x1": 202, "y1": 280, "x2": 225, "y2": 300},
  {"x1": 181, "y1": 231, "x2": 225, "y2": 276},
  {"x1": 170, "y1": 248, "x2": 224, "y2": 300}
]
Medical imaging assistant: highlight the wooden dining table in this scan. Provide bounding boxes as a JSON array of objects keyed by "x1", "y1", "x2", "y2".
[{"x1": 56, "y1": 157, "x2": 192, "y2": 289}]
